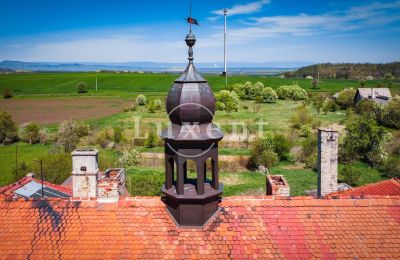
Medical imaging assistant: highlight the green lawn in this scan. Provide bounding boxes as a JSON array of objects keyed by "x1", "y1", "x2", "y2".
[{"x1": 1, "y1": 72, "x2": 398, "y2": 97}]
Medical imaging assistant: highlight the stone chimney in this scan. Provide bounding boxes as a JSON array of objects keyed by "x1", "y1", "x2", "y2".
[
  {"x1": 71, "y1": 149, "x2": 99, "y2": 198},
  {"x1": 97, "y1": 168, "x2": 127, "y2": 202},
  {"x1": 317, "y1": 129, "x2": 338, "y2": 197},
  {"x1": 266, "y1": 175, "x2": 290, "y2": 196}
]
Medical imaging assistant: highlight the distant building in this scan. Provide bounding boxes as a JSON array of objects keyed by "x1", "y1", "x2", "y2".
[{"x1": 355, "y1": 88, "x2": 392, "y2": 105}]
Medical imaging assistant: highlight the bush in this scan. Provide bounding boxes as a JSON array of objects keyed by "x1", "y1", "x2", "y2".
[
  {"x1": 145, "y1": 129, "x2": 158, "y2": 148},
  {"x1": 95, "y1": 129, "x2": 112, "y2": 149},
  {"x1": 336, "y1": 88, "x2": 356, "y2": 109},
  {"x1": 272, "y1": 133, "x2": 292, "y2": 159},
  {"x1": 299, "y1": 135, "x2": 318, "y2": 169},
  {"x1": 276, "y1": 83, "x2": 307, "y2": 100},
  {"x1": 355, "y1": 99, "x2": 383, "y2": 121},
  {"x1": 311, "y1": 94, "x2": 326, "y2": 114},
  {"x1": 216, "y1": 101, "x2": 225, "y2": 111},
  {"x1": 322, "y1": 99, "x2": 339, "y2": 114},
  {"x1": 342, "y1": 116, "x2": 388, "y2": 163},
  {"x1": 20, "y1": 122, "x2": 40, "y2": 145},
  {"x1": 386, "y1": 131, "x2": 400, "y2": 156},
  {"x1": 249, "y1": 133, "x2": 291, "y2": 168},
  {"x1": 154, "y1": 99, "x2": 162, "y2": 110},
  {"x1": 380, "y1": 99, "x2": 400, "y2": 129},
  {"x1": 381, "y1": 156, "x2": 400, "y2": 178},
  {"x1": 0, "y1": 110, "x2": 18, "y2": 145},
  {"x1": 290, "y1": 105, "x2": 314, "y2": 129},
  {"x1": 340, "y1": 166, "x2": 362, "y2": 186},
  {"x1": 312, "y1": 79, "x2": 318, "y2": 89},
  {"x1": 136, "y1": 94, "x2": 147, "y2": 106},
  {"x1": 3, "y1": 89, "x2": 12, "y2": 99},
  {"x1": 215, "y1": 90, "x2": 239, "y2": 113},
  {"x1": 359, "y1": 80, "x2": 366, "y2": 87},
  {"x1": 57, "y1": 120, "x2": 81, "y2": 152},
  {"x1": 147, "y1": 101, "x2": 157, "y2": 113},
  {"x1": 259, "y1": 150, "x2": 279, "y2": 169},
  {"x1": 257, "y1": 87, "x2": 278, "y2": 103},
  {"x1": 119, "y1": 149, "x2": 140, "y2": 167},
  {"x1": 299, "y1": 124, "x2": 312, "y2": 137},
  {"x1": 77, "y1": 82, "x2": 88, "y2": 93}
]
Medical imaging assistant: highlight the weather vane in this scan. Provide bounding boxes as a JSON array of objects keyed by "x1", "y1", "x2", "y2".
[{"x1": 186, "y1": 0, "x2": 199, "y2": 33}]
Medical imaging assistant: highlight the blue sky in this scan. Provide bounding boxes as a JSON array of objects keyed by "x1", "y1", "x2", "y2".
[{"x1": 0, "y1": 0, "x2": 399, "y2": 63}]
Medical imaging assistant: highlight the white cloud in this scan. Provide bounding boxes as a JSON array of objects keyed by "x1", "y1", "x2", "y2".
[{"x1": 211, "y1": 0, "x2": 270, "y2": 16}]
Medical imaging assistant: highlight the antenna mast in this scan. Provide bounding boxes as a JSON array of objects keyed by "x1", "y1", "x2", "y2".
[{"x1": 223, "y1": 8, "x2": 228, "y2": 87}]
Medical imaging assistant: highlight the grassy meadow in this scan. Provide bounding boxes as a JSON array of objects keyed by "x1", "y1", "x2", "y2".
[{"x1": 0, "y1": 71, "x2": 394, "y2": 196}]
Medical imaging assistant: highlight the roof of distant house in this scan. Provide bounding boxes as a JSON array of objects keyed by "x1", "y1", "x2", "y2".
[
  {"x1": 0, "y1": 176, "x2": 72, "y2": 199},
  {"x1": 356, "y1": 88, "x2": 392, "y2": 104},
  {"x1": 326, "y1": 178, "x2": 400, "y2": 198},
  {"x1": 0, "y1": 195, "x2": 399, "y2": 259}
]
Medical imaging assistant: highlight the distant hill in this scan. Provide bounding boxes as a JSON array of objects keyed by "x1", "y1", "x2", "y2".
[
  {"x1": 292, "y1": 62, "x2": 400, "y2": 80},
  {"x1": 0, "y1": 60, "x2": 311, "y2": 74}
]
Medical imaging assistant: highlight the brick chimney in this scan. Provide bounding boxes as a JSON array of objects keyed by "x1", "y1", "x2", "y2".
[
  {"x1": 317, "y1": 129, "x2": 338, "y2": 197},
  {"x1": 71, "y1": 149, "x2": 99, "y2": 198}
]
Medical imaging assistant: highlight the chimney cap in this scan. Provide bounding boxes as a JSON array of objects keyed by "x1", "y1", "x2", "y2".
[{"x1": 71, "y1": 149, "x2": 98, "y2": 156}]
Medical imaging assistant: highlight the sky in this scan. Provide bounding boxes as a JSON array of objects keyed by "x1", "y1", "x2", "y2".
[{"x1": 0, "y1": 0, "x2": 399, "y2": 64}]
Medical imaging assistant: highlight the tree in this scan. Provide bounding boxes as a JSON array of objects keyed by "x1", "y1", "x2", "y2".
[
  {"x1": 380, "y1": 98, "x2": 400, "y2": 129},
  {"x1": 119, "y1": 149, "x2": 140, "y2": 167},
  {"x1": 145, "y1": 129, "x2": 158, "y2": 148},
  {"x1": 77, "y1": 82, "x2": 88, "y2": 93},
  {"x1": 57, "y1": 120, "x2": 81, "y2": 152},
  {"x1": 154, "y1": 99, "x2": 163, "y2": 110},
  {"x1": 249, "y1": 133, "x2": 291, "y2": 168},
  {"x1": 0, "y1": 110, "x2": 18, "y2": 145},
  {"x1": 312, "y1": 79, "x2": 318, "y2": 89},
  {"x1": 3, "y1": 89, "x2": 12, "y2": 99},
  {"x1": 336, "y1": 88, "x2": 356, "y2": 109},
  {"x1": 20, "y1": 122, "x2": 40, "y2": 145},
  {"x1": 276, "y1": 83, "x2": 307, "y2": 100},
  {"x1": 147, "y1": 101, "x2": 157, "y2": 113},
  {"x1": 136, "y1": 94, "x2": 147, "y2": 106},
  {"x1": 342, "y1": 116, "x2": 388, "y2": 163},
  {"x1": 312, "y1": 94, "x2": 325, "y2": 114},
  {"x1": 290, "y1": 105, "x2": 314, "y2": 129}
]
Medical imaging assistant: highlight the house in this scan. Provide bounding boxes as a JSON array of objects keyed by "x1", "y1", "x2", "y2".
[
  {"x1": 0, "y1": 173, "x2": 72, "y2": 199},
  {"x1": 354, "y1": 88, "x2": 392, "y2": 105}
]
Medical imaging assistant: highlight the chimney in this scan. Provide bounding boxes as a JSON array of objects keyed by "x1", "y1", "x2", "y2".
[
  {"x1": 266, "y1": 175, "x2": 290, "y2": 196},
  {"x1": 97, "y1": 168, "x2": 127, "y2": 202},
  {"x1": 317, "y1": 129, "x2": 338, "y2": 197},
  {"x1": 71, "y1": 149, "x2": 99, "y2": 198}
]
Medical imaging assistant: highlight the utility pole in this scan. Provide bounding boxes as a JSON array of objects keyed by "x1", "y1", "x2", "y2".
[
  {"x1": 35, "y1": 159, "x2": 44, "y2": 198},
  {"x1": 223, "y1": 8, "x2": 228, "y2": 87},
  {"x1": 96, "y1": 73, "x2": 98, "y2": 92}
]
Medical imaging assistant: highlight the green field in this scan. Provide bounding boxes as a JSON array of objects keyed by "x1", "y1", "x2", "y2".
[{"x1": 1, "y1": 72, "x2": 398, "y2": 97}]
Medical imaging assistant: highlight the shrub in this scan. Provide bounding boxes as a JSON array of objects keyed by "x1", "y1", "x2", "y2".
[
  {"x1": 147, "y1": 101, "x2": 157, "y2": 113},
  {"x1": 3, "y1": 89, "x2": 12, "y2": 99},
  {"x1": 216, "y1": 101, "x2": 225, "y2": 111},
  {"x1": 249, "y1": 133, "x2": 291, "y2": 168},
  {"x1": 276, "y1": 83, "x2": 307, "y2": 100},
  {"x1": 257, "y1": 87, "x2": 278, "y2": 103},
  {"x1": 119, "y1": 149, "x2": 140, "y2": 167},
  {"x1": 381, "y1": 156, "x2": 400, "y2": 178},
  {"x1": 299, "y1": 135, "x2": 318, "y2": 169},
  {"x1": 95, "y1": 129, "x2": 112, "y2": 149},
  {"x1": 113, "y1": 126, "x2": 123, "y2": 144},
  {"x1": 136, "y1": 94, "x2": 147, "y2": 106},
  {"x1": 290, "y1": 105, "x2": 314, "y2": 129},
  {"x1": 380, "y1": 99, "x2": 400, "y2": 129},
  {"x1": 342, "y1": 116, "x2": 388, "y2": 163},
  {"x1": 322, "y1": 99, "x2": 339, "y2": 114},
  {"x1": 154, "y1": 99, "x2": 162, "y2": 110},
  {"x1": 75, "y1": 121, "x2": 89, "y2": 137},
  {"x1": 77, "y1": 82, "x2": 88, "y2": 93},
  {"x1": 386, "y1": 131, "x2": 400, "y2": 156},
  {"x1": 259, "y1": 150, "x2": 279, "y2": 169},
  {"x1": 336, "y1": 88, "x2": 356, "y2": 109},
  {"x1": 145, "y1": 129, "x2": 158, "y2": 148},
  {"x1": 312, "y1": 94, "x2": 326, "y2": 114},
  {"x1": 20, "y1": 122, "x2": 40, "y2": 145},
  {"x1": 215, "y1": 90, "x2": 239, "y2": 113},
  {"x1": 272, "y1": 133, "x2": 292, "y2": 159},
  {"x1": 340, "y1": 166, "x2": 362, "y2": 186},
  {"x1": 299, "y1": 124, "x2": 312, "y2": 137},
  {"x1": 57, "y1": 120, "x2": 81, "y2": 152},
  {"x1": 242, "y1": 105, "x2": 249, "y2": 110},
  {"x1": 359, "y1": 80, "x2": 366, "y2": 87},
  {"x1": 312, "y1": 79, "x2": 318, "y2": 89},
  {"x1": 0, "y1": 110, "x2": 18, "y2": 145},
  {"x1": 355, "y1": 99, "x2": 383, "y2": 121}
]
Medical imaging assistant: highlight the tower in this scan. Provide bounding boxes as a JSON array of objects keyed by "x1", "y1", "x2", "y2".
[
  {"x1": 160, "y1": 30, "x2": 224, "y2": 227},
  {"x1": 317, "y1": 129, "x2": 338, "y2": 197}
]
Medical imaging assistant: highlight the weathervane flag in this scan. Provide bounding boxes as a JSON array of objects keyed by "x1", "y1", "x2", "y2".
[{"x1": 187, "y1": 17, "x2": 199, "y2": 25}]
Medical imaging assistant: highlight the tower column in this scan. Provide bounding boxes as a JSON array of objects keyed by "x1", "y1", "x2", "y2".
[
  {"x1": 196, "y1": 160, "x2": 205, "y2": 195},
  {"x1": 211, "y1": 154, "x2": 219, "y2": 190}
]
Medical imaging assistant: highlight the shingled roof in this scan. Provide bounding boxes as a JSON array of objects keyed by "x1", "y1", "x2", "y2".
[
  {"x1": 326, "y1": 178, "x2": 400, "y2": 198},
  {"x1": 0, "y1": 196, "x2": 399, "y2": 259}
]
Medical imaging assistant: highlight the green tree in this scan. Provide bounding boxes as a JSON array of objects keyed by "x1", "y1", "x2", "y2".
[
  {"x1": 215, "y1": 90, "x2": 239, "y2": 113},
  {"x1": 340, "y1": 166, "x2": 362, "y2": 186},
  {"x1": 336, "y1": 88, "x2": 356, "y2": 109},
  {"x1": 0, "y1": 110, "x2": 18, "y2": 145},
  {"x1": 380, "y1": 98, "x2": 400, "y2": 129},
  {"x1": 257, "y1": 87, "x2": 278, "y2": 103},
  {"x1": 312, "y1": 94, "x2": 325, "y2": 114},
  {"x1": 290, "y1": 105, "x2": 314, "y2": 129},
  {"x1": 77, "y1": 82, "x2": 88, "y2": 93},
  {"x1": 342, "y1": 116, "x2": 388, "y2": 163},
  {"x1": 20, "y1": 122, "x2": 40, "y2": 145},
  {"x1": 57, "y1": 120, "x2": 81, "y2": 152}
]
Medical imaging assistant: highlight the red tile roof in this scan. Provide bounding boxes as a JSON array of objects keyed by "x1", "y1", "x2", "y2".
[
  {"x1": 0, "y1": 196, "x2": 399, "y2": 259},
  {"x1": 326, "y1": 178, "x2": 400, "y2": 198},
  {"x1": 0, "y1": 176, "x2": 72, "y2": 199}
]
